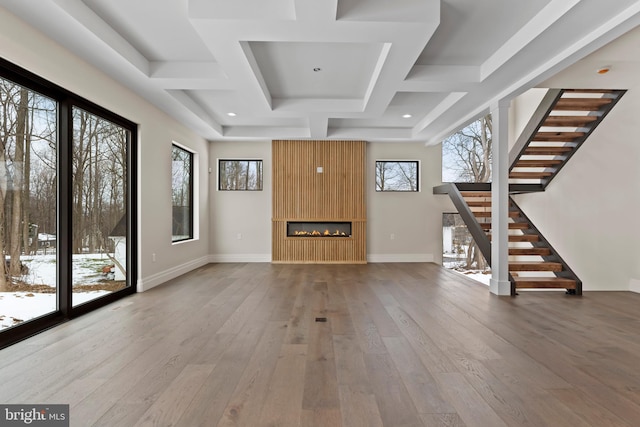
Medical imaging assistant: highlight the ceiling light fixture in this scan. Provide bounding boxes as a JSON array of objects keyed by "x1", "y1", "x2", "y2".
[
  {"x1": 596, "y1": 66, "x2": 611, "y2": 75},
  {"x1": 227, "y1": 112, "x2": 237, "y2": 117},
  {"x1": 402, "y1": 114, "x2": 412, "y2": 118}
]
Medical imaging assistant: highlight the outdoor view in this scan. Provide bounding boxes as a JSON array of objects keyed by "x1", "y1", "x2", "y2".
[
  {"x1": 442, "y1": 114, "x2": 492, "y2": 283},
  {"x1": 0, "y1": 77, "x2": 129, "y2": 331},
  {"x1": 375, "y1": 160, "x2": 419, "y2": 191}
]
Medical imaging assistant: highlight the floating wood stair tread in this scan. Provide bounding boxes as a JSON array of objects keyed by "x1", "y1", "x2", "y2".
[
  {"x1": 473, "y1": 211, "x2": 520, "y2": 218},
  {"x1": 513, "y1": 159, "x2": 563, "y2": 167},
  {"x1": 466, "y1": 201, "x2": 492, "y2": 207},
  {"x1": 481, "y1": 223, "x2": 531, "y2": 230},
  {"x1": 514, "y1": 277, "x2": 577, "y2": 289},
  {"x1": 554, "y1": 98, "x2": 612, "y2": 110},
  {"x1": 509, "y1": 171, "x2": 554, "y2": 179},
  {"x1": 509, "y1": 248, "x2": 552, "y2": 256},
  {"x1": 509, "y1": 261, "x2": 563, "y2": 271},
  {"x1": 533, "y1": 132, "x2": 585, "y2": 141},
  {"x1": 508, "y1": 235, "x2": 539, "y2": 242},
  {"x1": 524, "y1": 146, "x2": 573, "y2": 155},
  {"x1": 542, "y1": 116, "x2": 598, "y2": 127},
  {"x1": 460, "y1": 191, "x2": 492, "y2": 197},
  {"x1": 488, "y1": 234, "x2": 540, "y2": 242}
]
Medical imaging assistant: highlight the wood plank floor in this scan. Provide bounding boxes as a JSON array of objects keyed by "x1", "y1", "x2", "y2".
[{"x1": 2, "y1": 263, "x2": 640, "y2": 426}]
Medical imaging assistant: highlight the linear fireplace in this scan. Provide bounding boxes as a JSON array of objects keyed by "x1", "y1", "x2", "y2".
[{"x1": 287, "y1": 221, "x2": 352, "y2": 237}]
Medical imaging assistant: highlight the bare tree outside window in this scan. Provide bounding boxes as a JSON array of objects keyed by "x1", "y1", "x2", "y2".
[
  {"x1": 0, "y1": 78, "x2": 57, "y2": 297},
  {"x1": 441, "y1": 114, "x2": 492, "y2": 271},
  {"x1": 442, "y1": 114, "x2": 492, "y2": 183},
  {"x1": 218, "y1": 160, "x2": 263, "y2": 191},
  {"x1": 375, "y1": 161, "x2": 419, "y2": 192},
  {"x1": 172, "y1": 145, "x2": 193, "y2": 242}
]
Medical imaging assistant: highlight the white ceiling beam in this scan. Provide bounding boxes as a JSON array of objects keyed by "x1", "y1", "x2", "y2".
[
  {"x1": 222, "y1": 126, "x2": 309, "y2": 138},
  {"x1": 51, "y1": 0, "x2": 149, "y2": 75},
  {"x1": 293, "y1": 0, "x2": 339, "y2": 22},
  {"x1": 400, "y1": 65, "x2": 480, "y2": 92},
  {"x1": 480, "y1": 0, "x2": 582, "y2": 80},
  {"x1": 413, "y1": 92, "x2": 468, "y2": 138},
  {"x1": 272, "y1": 98, "x2": 363, "y2": 113},
  {"x1": 328, "y1": 126, "x2": 413, "y2": 140},
  {"x1": 308, "y1": 115, "x2": 329, "y2": 139},
  {"x1": 166, "y1": 90, "x2": 223, "y2": 135},
  {"x1": 188, "y1": 0, "x2": 296, "y2": 21},
  {"x1": 362, "y1": 43, "x2": 392, "y2": 108},
  {"x1": 149, "y1": 61, "x2": 226, "y2": 80},
  {"x1": 422, "y1": 1, "x2": 640, "y2": 146},
  {"x1": 148, "y1": 61, "x2": 230, "y2": 90}
]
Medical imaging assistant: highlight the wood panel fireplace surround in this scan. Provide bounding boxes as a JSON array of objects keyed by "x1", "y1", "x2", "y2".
[{"x1": 272, "y1": 140, "x2": 366, "y2": 263}]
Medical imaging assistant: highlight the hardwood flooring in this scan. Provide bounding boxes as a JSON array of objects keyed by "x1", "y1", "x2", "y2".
[{"x1": 1, "y1": 263, "x2": 640, "y2": 426}]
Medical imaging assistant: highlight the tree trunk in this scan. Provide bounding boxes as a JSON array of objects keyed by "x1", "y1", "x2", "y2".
[
  {"x1": 23, "y1": 108, "x2": 33, "y2": 254},
  {"x1": 9, "y1": 88, "x2": 29, "y2": 277}
]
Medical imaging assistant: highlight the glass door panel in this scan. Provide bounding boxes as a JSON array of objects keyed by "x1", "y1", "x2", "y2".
[
  {"x1": 0, "y1": 78, "x2": 58, "y2": 330},
  {"x1": 71, "y1": 107, "x2": 129, "y2": 307}
]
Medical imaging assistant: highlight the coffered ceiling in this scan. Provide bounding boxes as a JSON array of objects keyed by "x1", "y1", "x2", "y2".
[{"x1": 3, "y1": 0, "x2": 640, "y2": 143}]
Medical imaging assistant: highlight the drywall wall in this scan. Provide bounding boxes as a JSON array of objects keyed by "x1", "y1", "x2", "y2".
[
  {"x1": 367, "y1": 141, "x2": 453, "y2": 263},
  {"x1": 209, "y1": 140, "x2": 272, "y2": 262},
  {"x1": 0, "y1": 10, "x2": 211, "y2": 291},
  {"x1": 208, "y1": 140, "x2": 453, "y2": 263}
]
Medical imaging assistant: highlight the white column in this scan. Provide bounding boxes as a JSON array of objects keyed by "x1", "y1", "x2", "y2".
[{"x1": 490, "y1": 100, "x2": 512, "y2": 295}]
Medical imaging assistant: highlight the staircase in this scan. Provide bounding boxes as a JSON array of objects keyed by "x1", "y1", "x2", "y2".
[
  {"x1": 509, "y1": 89, "x2": 625, "y2": 188},
  {"x1": 435, "y1": 89, "x2": 626, "y2": 295}
]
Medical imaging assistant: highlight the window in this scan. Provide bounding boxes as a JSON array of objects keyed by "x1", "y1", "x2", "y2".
[
  {"x1": 442, "y1": 114, "x2": 492, "y2": 183},
  {"x1": 218, "y1": 159, "x2": 263, "y2": 191},
  {"x1": 1, "y1": 58, "x2": 136, "y2": 349},
  {"x1": 375, "y1": 160, "x2": 419, "y2": 191},
  {"x1": 172, "y1": 144, "x2": 194, "y2": 242}
]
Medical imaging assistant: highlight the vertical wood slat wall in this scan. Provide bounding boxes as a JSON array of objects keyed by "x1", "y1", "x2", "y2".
[{"x1": 272, "y1": 140, "x2": 366, "y2": 263}]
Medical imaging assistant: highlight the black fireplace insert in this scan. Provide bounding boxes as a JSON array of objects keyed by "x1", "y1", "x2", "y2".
[{"x1": 287, "y1": 221, "x2": 352, "y2": 237}]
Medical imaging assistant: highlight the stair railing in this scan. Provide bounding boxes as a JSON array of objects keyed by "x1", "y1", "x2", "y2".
[
  {"x1": 433, "y1": 183, "x2": 492, "y2": 265},
  {"x1": 508, "y1": 88, "x2": 563, "y2": 169}
]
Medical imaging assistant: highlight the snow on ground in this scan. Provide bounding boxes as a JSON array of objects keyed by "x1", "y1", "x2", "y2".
[
  {"x1": 444, "y1": 258, "x2": 491, "y2": 286},
  {"x1": 0, "y1": 291, "x2": 109, "y2": 329},
  {"x1": 459, "y1": 271, "x2": 491, "y2": 286},
  {"x1": 1, "y1": 253, "x2": 116, "y2": 330}
]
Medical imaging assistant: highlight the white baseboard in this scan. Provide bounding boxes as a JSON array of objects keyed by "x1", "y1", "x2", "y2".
[
  {"x1": 137, "y1": 255, "x2": 210, "y2": 292},
  {"x1": 630, "y1": 278, "x2": 640, "y2": 293},
  {"x1": 208, "y1": 254, "x2": 271, "y2": 263},
  {"x1": 367, "y1": 254, "x2": 434, "y2": 263},
  {"x1": 138, "y1": 253, "x2": 436, "y2": 292}
]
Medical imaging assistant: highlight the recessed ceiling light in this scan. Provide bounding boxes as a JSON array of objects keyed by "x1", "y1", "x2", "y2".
[
  {"x1": 596, "y1": 66, "x2": 611, "y2": 75},
  {"x1": 313, "y1": 67, "x2": 322, "y2": 72},
  {"x1": 402, "y1": 114, "x2": 412, "y2": 118},
  {"x1": 227, "y1": 112, "x2": 237, "y2": 117}
]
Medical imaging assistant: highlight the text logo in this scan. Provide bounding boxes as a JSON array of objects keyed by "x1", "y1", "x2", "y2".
[{"x1": 1, "y1": 405, "x2": 69, "y2": 426}]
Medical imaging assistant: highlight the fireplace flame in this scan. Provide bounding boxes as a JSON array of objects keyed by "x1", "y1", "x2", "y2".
[{"x1": 292, "y1": 229, "x2": 348, "y2": 237}]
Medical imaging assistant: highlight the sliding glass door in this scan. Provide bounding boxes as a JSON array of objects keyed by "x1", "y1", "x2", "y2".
[
  {"x1": 0, "y1": 59, "x2": 136, "y2": 348},
  {"x1": 72, "y1": 107, "x2": 130, "y2": 307},
  {"x1": 0, "y1": 78, "x2": 58, "y2": 329}
]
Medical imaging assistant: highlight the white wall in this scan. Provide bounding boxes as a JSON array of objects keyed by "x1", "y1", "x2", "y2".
[
  {"x1": 509, "y1": 88, "x2": 547, "y2": 150},
  {"x1": 512, "y1": 90, "x2": 640, "y2": 291},
  {"x1": 207, "y1": 140, "x2": 453, "y2": 264},
  {"x1": 0, "y1": 10, "x2": 211, "y2": 291},
  {"x1": 209, "y1": 140, "x2": 272, "y2": 262},
  {"x1": 367, "y1": 142, "x2": 451, "y2": 262}
]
